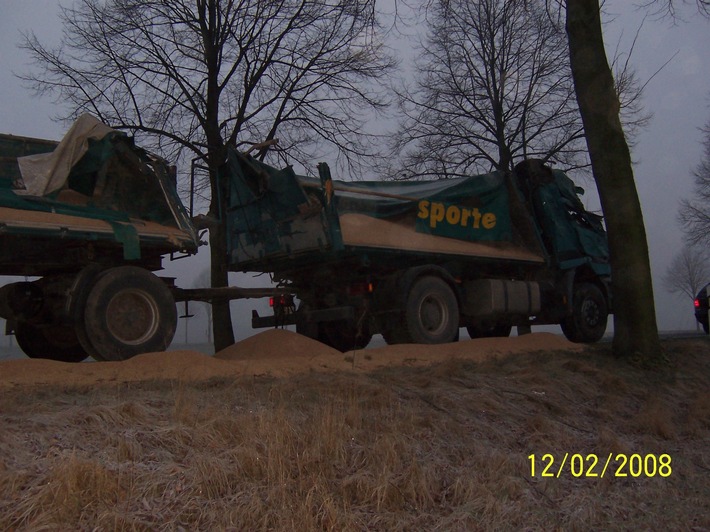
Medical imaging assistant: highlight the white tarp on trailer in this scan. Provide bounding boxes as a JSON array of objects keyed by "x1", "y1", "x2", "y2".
[{"x1": 16, "y1": 114, "x2": 114, "y2": 196}]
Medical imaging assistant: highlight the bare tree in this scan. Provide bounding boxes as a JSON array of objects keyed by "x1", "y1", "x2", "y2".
[
  {"x1": 679, "y1": 116, "x2": 710, "y2": 246},
  {"x1": 565, "y1": 0, "x2": 659, "y2": 364},
  {"x1": 662, "y1": 245, "x2": 709, "y2": 300},
  {"x1": 561, "y1": 0, "x2": 707, "y2": 364},
  {"x1": 390, "y1": 0, "x2": 586, "y2": 178},
  {"x1": 21, "y1": 0, "x2": 394, "y2": 351},
  {"x1": 389, "y1": 0, "x2": 648, "y2": 180},
  {"x1": 637, "y1": 0, "x2": 710, "y2": 18}
]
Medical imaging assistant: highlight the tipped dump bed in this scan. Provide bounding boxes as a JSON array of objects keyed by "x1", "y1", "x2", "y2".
[
  {"x1": 0, "y1": 115, "x2": 198, "y2": 275},
  {"x1": 225, "y1": 150, "x2": 610, "y2": 280}
]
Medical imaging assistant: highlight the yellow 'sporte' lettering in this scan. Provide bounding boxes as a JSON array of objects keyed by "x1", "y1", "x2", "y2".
[
  {"x1": 482, "y1": 212, "x2": 496, "y2": 229},
  {"x1": 417, "y1": 200, "x2": 497, "y2": 234},
  {"x1": 417, "y1": 200, "x2": 430, "y2": 220},
  {"x1": 430, "y1": 202, "x2": 445, "y2": 228}
]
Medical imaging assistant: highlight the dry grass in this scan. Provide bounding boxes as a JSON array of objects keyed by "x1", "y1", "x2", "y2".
[{"x1": 1, "y1": 338, "x2": 709, "y2": 530}]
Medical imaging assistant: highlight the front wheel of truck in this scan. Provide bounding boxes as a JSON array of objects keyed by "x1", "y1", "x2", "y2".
[
  {"x1": 79, "y1": 266, "x2": 177, "y2": 361},
  {"x1": 561, "y1": 283, "x2": 608, "y2": 343}
]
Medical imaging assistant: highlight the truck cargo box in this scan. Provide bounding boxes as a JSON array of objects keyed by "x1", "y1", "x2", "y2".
[
  {"x1": 0, "y1": 115, "x2": 198, "y2": 275},
  {"x1": 225, "y1": 150, "x2": 550, "y2": 277},
  {"x1": 226, "y1": 150, "x2": 611, "y2": 349}
]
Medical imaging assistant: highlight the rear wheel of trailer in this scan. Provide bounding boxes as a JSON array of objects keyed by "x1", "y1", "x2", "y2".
[{"x1": 76, "y1": 266, "x2": 177, "y2": 361}]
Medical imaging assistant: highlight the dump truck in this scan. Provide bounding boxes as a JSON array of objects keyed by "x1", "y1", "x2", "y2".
[
  {"x1": 1, "y1": 115, "x2": 611, "y2": 361},
  {"x1": 226, "y1": 150, "x2": 612, "y2": 351},
  {"x1": 0, "y1": 115, "x2": 200, "y2": 362}
]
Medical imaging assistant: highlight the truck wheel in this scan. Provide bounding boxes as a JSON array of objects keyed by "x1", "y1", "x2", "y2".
[
  {"x1": 398, "y1": 276, "x2": 459, "y2": 344},
  {"x1": 466, "y1": 323, "x2": 512, "y2": 339},
  {"x1": 561, "y1": 283, "x2": 608, "y2": 343},
  {"x1": 80, "y1": 266, "x2": 177, "y2": 361},
  {"x1": 320, "y1": 320, "x2": 372, "y2": 352},
  {"x1": 14, "y1": 323, "x2": 88, "y2": 363},
  {"x1": 381, "y1": 326, "x2": 405, "y2": 345},
  {"x1": 67, "y1": 265, "x2": 109, "y2": 360}
]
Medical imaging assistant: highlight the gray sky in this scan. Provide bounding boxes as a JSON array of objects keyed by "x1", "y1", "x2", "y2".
[{"x1": 0, "y1": 0, "x2": 709, "y2": 333}]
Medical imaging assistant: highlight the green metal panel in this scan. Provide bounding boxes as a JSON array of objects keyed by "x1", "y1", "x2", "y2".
[
  {"x1": 224, "y1": 150, "x2": 609, "y2": 279},
  {"x1": 0, "y1": 131, "x2": 198, "y2": 263}
]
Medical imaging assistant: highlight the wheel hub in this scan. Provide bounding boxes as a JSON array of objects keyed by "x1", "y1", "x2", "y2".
[
  {"x1": 106, "y1": 289, "x2": 160, "y2": 345},
  {"x1": 419, "y1": 293, "x2": 448, "y2": 335},
  {"x1": 582, "y1": 299, "x2": 600, "y2": 326}
]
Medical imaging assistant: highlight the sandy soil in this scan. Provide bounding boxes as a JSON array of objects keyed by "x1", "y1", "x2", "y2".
[{"x1": 0, "y1": 330, "x2": 583, "y2": 388}]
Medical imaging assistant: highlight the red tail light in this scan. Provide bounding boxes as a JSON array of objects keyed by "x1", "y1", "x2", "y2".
[
  {"x1": 270, "y1": 295, "x2": 292, "y2": 307},
  {"x1": 694, "y1": 298, "x2": 701, "y2": 308}
]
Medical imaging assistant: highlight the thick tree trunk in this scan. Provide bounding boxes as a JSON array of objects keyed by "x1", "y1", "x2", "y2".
[
  {"x1": 205, "y1": 149, "x2": 236, "y2": 353},
  {"x1": 208, "y1": 214, "x2": 235, "y2": 353},
  {"x1": 565, "y1": 0, "x2": 663, "y2": 363},
  {"x1": 203, "y1": 0, "x2": 235, "y2": 353}
]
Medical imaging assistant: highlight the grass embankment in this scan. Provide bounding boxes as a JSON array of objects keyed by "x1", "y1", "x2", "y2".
[{"x1": 1, "y1": 338, "x2": 708, "y2": 529}]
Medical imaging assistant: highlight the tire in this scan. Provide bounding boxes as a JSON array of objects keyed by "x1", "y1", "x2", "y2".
[
  {"x1": 14, "y1": 323, "x2": 88, "y2": 363},
  {"x1": 319, "y1": 320, "x2": 372, "y2": 352},
  {"x1": 702, "y1": 319, "x2": 709, "y2": 335},
  {"x1": 396, "y1": 276, "x2": 459, "y2": 344},
  {"x1": 297, "y1": 302, "x2": 372, "y2": 352},
  {"x1": 561, "y1": 282, "x2": 608, "y2": 343},
  {"x1": 381, "y1": 325, "x2": 406, "y2": 345},
  {"x1": 68, "y1": 265, "x2": 109, "y2": 360},
  {"x1": 80, "y1": 266, "x2": 177, "y2": 361},
  {"x1": 466, "y1": 323, "x2": 512, "y2": 339}
]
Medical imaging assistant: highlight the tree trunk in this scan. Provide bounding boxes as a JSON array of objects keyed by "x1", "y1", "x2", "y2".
[
  {"x1": 565, "y1": 0, "x2": 663, "y2": 363},
  {"x1": 203, "y1": 0, "x2": 235, "y2": 353},
  {"x1": 206, "y1": 153, "x2": 236, "y2": 353},
  {"x1": 208, "y1": 216, "x2": 235, "y2": 353}
]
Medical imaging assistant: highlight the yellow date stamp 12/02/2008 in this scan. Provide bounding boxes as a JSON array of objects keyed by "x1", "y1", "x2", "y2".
[{"x1": 528, "y1": 453, "x2": 672, "y2": 478}]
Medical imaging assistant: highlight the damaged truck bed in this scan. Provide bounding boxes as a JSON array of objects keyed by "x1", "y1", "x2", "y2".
[
  {"x1": 0, "y1": 115, "x2": 197, "y2": 276},
  {"x1": 0, "y1": 115, "x2": 199, "y2": 362}
]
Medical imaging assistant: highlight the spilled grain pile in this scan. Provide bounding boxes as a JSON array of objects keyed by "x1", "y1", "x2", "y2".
[{"x1": 0, "y1": 331, "x2": 584, "y2": 388}]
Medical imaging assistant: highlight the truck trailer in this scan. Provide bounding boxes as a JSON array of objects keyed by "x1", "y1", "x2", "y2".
[{"x1": 0, "y1": 115, "x2": 199, "y2": 361}]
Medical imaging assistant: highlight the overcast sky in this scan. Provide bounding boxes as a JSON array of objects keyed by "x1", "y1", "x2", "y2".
[{"x1": 1, "y1": 0, "x2": 709, "y2": 334}]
